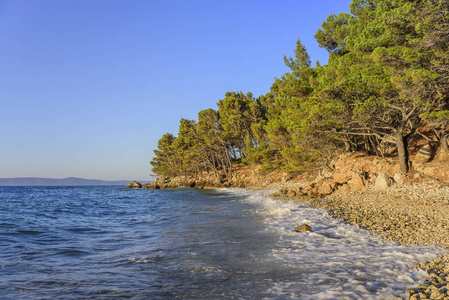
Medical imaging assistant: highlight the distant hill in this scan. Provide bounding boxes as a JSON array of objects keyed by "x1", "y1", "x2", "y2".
[{"x1": 0, "y1": 177, "x2": 132, "y2": 186}]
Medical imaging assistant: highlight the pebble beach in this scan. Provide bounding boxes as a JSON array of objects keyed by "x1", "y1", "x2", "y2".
[{"x1": 292, "y1": 184, "x2": 449, "y2": 300}]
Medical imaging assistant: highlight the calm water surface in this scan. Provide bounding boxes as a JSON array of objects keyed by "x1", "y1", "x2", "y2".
[{"x1": 0, "y1": 186, "x2": 445, "y2": 299}]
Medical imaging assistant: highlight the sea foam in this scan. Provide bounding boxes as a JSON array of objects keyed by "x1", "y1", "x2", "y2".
[{"x1": 239, "y1": 189, "x2": 446, "y2": 299}]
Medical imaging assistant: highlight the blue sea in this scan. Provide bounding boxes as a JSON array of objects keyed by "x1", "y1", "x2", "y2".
[{"x1": 0, "y1": 186, "x2": 445, "y2": 299}]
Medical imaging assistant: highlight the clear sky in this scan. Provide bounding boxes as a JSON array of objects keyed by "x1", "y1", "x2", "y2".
[{"x1": 0, "y1": 0, "x2": 351, "y2": 181}]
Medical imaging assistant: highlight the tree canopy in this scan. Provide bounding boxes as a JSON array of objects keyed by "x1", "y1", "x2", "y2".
[{"x1": 151, "y1": 0, "x2": 449, "y2": 178}]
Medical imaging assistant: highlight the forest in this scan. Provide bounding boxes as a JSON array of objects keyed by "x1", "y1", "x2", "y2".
[{"x1": 150, "y1": 0, "x2": 449, "y2": 180}]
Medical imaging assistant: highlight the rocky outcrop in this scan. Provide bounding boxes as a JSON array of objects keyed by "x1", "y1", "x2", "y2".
[
  {"x1": 138, "y1": 175, "x2": 225, "y2": 190},
  {"x1": 279, "y1": 153, "x2": 400, "y2": 198},
  {"x1": 142, "y1": 182, "x2": 158, "y2": 189},
  {"x1": 125, "y1": 181, "x2": 142, "y2": 189},
  {"x1": 131, "y1": 165, "x2": 296, "y2": 190},
  {"x1": 129, "y1": 149, "x2": 449, "y2": 193},
  {"x1": 271, "y1": 149, "x2": 449, "y2": 198},
  {"x1": 155, "y1": 176, "x2": 198, "y2": 189}
]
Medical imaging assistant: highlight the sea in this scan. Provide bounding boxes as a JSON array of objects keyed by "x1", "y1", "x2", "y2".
[{"x1": 0, "y1": 186, "x2": 446, "y2": 300}]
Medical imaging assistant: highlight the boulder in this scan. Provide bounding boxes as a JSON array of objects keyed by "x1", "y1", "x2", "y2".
[
  {"x1": 293, "y1": 188, "x2": 307, "y2": 197},
  {"x1": 125, "y1": 181, "x2": 142, "y2": 189},
  {"x1": 374, "y1": 172, "x2": 393, "y2": 191},
  {"x1": 333, "y1": 171, "x2": 352, "y2": 185},
  {"x1": 393, "y1": 173, "x2": 405, "y2": 184},
  {"x1": 301, "y1": 184, "x2": 314, "y2": 197},
  {"x1": 142, "y1": 182, "x2": 158, "y2": 189},
  {"x1": 334, "y1": 183, "x2": 351, "y2": 195},
  {"x1": 414, "y1": 144, "x2": 434, "y2": 163},
  {"x1": 334, "y1": 158, "x2": 347, "y2": 170},
  {"x1": 287, "y1": 188, "x2": 299, "y2": 196},
  {"x1": 317, "y1": 180, "x2": 334, "y2": 196},
  {"x1": 437, "y1": 146, "x2": 449, "y2": 162},
  {"x1": 350, "y1": 173, "x2": 365, "y2": 191},
  {"x1": 294, "y1": 224, "x2": 313, "y2": 232}
]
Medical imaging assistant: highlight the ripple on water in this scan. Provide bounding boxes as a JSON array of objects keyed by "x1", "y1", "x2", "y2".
[{"x1": 0, "y1": 187, "x2": 446, "y2": 300}]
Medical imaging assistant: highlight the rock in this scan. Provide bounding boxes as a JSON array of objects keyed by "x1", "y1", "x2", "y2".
[
  {"x1": 317, "y1": 180, "x2": 334, "y2": 196},
  {"x1": 430, "y1": 290, "x2": 445, "y2": 299},
  {"x1": 415, "y1": 144, "x2": 434, "y2": 163},
  {"x1": 426, "y1": 285, "x2": 440, "y2": 294},
  {"x1": 125, "y1": 181, "x2": 142, "y2": 189},
  {"x1": 406, "y1": 288, "x2": 418, "y2": 296},
  {"x1": 350, "y1": 173, "x2": 365, "y2": 191},
  {"x1": 333, "y1": 183, "x2": 351, "y2": 195},
  {"x1": 333, "y1": 171, "x2": 352, "y2": 184},
  {"x1": 438, "y1": 146, "x2": 449, "y2": 162},
  {"x1": 142, "y1": 182, "x2": 157, "y2": 189},
  {"x1": 287, "y1": 188, "x2": 298, "y2": 196},
  {"x1": 334, "y1": 158, "x2": 347, "y2": 170},
  {"x1": 393, "y1": 172, "x2": 405, "y2": 184},
  {"x1": 413, "y1": 173, "x2": 423, "y2": 180},
  {"x1": 374, "y1": 172, "x2": 393, "y2": 191},
  {"x1": 294, "y1": 224, "x2": 313, "y2": 232}
]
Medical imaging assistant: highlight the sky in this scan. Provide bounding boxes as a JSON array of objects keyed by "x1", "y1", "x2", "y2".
[{"x1": 0, "y1": 0, "x2": 352, "y2": 181}]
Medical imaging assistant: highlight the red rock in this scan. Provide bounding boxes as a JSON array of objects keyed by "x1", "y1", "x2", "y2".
[
  {"x1": 350, "y1": 173, "x2": 365, "y2": 191},
  {"x1": 334, "y1": 159, "x2": 346, "y2": 170},
  {"x1": 318, "y1": 182, "x2": 333, "y2": 196},
  {"x1": 333, "y1": 171, "x2": 352, "y2": 184}
]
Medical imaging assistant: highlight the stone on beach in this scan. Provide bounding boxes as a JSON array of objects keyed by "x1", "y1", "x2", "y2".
[
  {"x1": 294, "y1": 224, "x2": 313, "y2": 232},
  {"x1": 296, "y1": 182, "x2": 449, "y2": 300},
  {"x1": 393, "y1": 172, "x2": 406, "y2": 184},
  {"x1": 374, "y1": 172, "x2": 393, "y2": 191}
]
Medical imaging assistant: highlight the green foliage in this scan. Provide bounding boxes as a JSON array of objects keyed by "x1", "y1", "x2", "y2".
[
  {"x1": 420, "y1": 111, "x2": 449, "y2": 120},
  {"x1": 315, "y1": 13, "x2": 352, "y2": 54},
  {"x1": 150, "y1": 133, "x2": 177, "y2": 176},
  {"x1": 151, "y1": 0, "x2": 449, "y2": 177}
]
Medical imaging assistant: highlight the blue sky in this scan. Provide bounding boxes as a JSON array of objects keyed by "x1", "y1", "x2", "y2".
[{"x1": 0, "y1": 0, "x2": 351, "y2": 181}]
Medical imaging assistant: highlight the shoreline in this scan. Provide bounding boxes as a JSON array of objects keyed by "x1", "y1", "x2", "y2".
[
  {"x1": 128, "y1": 151, "x2": 449, "y2": 299},
  {"x1": 263, "y1": 182, "x2": 449, "y2": 300},
  {"x1": 131, "y1": 179, "x2": 449, "y2": 299}
]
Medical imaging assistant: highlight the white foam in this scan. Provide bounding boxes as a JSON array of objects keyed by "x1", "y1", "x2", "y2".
[{"x1": 230, "y1": 189, "x2": 447, "y2": 299}]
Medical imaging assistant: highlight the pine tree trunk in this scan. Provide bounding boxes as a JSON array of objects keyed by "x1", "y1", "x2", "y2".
[{"x1": 396, "y1": 127, "x2": 409, "y2": 173}]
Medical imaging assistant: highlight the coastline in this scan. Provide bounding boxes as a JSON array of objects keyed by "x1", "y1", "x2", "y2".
[
  {"x1": 258, "y1": 182, "x2": 449, "y2": 300},
  {"x1": 129, "y1": 152, "x2": 449, "y2": 299},
  {"x1": 131, "y1": 179, "x2": 449, "y2": 299}
]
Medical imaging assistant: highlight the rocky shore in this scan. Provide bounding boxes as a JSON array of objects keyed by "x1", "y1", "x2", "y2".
[
  {"x1": 128, "y1": 149, "x2": 449, "y2": 299},
  {"x1": 281, "y1": 185, "x2": 449, "y2": 300},
  {"x1": 269, "y1": 152, "x2": 449, "y2": 299}
]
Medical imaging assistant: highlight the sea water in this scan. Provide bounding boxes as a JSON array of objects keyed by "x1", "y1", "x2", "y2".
[{"x1": 0, "y1": 186, "x2": 445, "y2": 299}]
